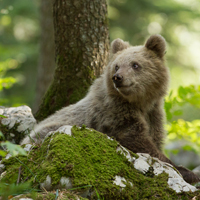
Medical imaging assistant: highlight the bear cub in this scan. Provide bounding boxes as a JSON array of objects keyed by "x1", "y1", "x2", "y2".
[{"x1": 21, "y1": 35, "x2": 199, "y2": 184}]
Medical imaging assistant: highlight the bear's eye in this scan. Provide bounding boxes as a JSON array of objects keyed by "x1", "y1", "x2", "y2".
[
  {"x1": 132, "y1": 63, "x2": 139, "y2": 69},
  {"x1": 115, "y1": 65, "x2": 119, "y2": 72}
]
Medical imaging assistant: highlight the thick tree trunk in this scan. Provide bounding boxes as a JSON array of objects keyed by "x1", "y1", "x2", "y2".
[
  {"x1": 35, "y1": 0, "x2": 109, "y2": 121},
  {"x1": 33, "y1": 0, "x2": 56, "y2": 114}
]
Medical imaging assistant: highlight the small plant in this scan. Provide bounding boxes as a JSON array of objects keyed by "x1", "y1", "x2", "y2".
[
  {"x1": 0, "y1": 182, "x2": 31, "y2": 200},
  {"x1": 0, "y1": 116, "x2": 31, "y2": 199}
]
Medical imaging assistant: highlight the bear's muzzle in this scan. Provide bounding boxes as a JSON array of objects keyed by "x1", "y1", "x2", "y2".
[{"x1": 112, "y1": 73, "x2": 123, "y2": 87}]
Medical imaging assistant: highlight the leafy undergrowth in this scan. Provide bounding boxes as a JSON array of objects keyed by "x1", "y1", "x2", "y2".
[
  {"x1": 1, "y1": 126, "x2": 200, "y2": 199},
  {"x1": 165, "y1": 85, "x2": 200, "y2": 156}
]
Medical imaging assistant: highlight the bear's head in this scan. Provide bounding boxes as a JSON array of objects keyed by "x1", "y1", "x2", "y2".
[{"x1": 106, "y1": 35, "x2": 170, "y2": 105}]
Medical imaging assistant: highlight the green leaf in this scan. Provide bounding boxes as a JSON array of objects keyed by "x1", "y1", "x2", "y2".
[
  {"x1": 1, "y1": 141, "x2": 27, "y2": 156},
  {"x1": 0, "y1": 115, "x2": 7, "y2": 118},
  {"x1": 0, "y1": 150, "x2": 7, "y2": 157},
  {"x1": 170, "y1": 149, "x2": 179, "y2": 155},
  {"x1": 182, "y1": 145, "x2": 193, "y2": 151},
  {"x1": 0, "y1": 131, "x2": 5, "y2": 139},
  {"x1": 178, "y1": 86, "x2": 186, "y2": 98},
  {"x1": 173, "y1": 110, "x2": 183, "y2": 116}
]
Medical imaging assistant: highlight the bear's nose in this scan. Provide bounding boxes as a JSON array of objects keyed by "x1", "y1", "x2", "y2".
[{"x1": 112, "y1": 74, "x2": 123, "y2": 85}]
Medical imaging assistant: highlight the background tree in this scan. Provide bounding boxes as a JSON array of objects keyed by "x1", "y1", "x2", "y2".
[
  {"x1": 33, "y1": 0, "x2": 55, "y2": 113},
  {"x1": 35, "y1": 0, "x2": 110, "y2": 121}
]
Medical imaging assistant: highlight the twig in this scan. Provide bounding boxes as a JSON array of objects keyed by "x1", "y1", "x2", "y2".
[
  {"x1": 24, "y1": 176, "x2": 29, "y2": 182},
  {"x1": 41, "y1": 186, "x2": 48, "y2": 194},
  {"x1": 17, "y1": 166, "x2": 22, "y2": 185}
]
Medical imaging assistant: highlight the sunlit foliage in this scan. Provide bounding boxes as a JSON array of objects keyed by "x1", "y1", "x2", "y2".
[
  {"x1": 165, "y1": 85, "x2": 200, "y2": 154},
  {"x1": 0, "y1": 59, "x2": 17, "y2": 104},
  {"x1": 0, "y1": 0, "x2": 39, "y2": 106}
]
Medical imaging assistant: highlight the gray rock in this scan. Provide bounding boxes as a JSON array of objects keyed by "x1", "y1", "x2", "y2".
[
  {"x1": 23, "y1": 144, "x2": 33, "y2": 152},
  {"x1": 135, "y1": 153, "x2": 197, "y2": 193},
  {"x1": 40, "y1": 175, "x2": 52, "y2": 191},
  {"x1": 59, "y1": 177, "x2": 73, "y2": 189},
  {"x1": 0, "y1": 161, "x2": 5, "y2": 174},
  {"x1": 193, "y1": 165, "x2": 200, "y2": 178},
  {"x1": 0, "y1": 106, "x2": 36, "y2": 144}
]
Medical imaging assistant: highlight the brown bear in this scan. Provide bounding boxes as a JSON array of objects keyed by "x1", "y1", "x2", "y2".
[{"x1": 21, "y1": 35, "x2": 199, "y2": 184}]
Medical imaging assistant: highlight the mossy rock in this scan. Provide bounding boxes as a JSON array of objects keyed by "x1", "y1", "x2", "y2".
[{"x1": 1, "y1": 126, "x2": 200, "y2": 200}]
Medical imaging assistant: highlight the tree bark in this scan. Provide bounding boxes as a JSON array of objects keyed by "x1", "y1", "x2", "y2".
[
  {"x1": 35, "y1": 0, "x2": 109, "y2": 121},
  {"x1": 33, "y1": 0, "x2": 56, "y2": 113}
]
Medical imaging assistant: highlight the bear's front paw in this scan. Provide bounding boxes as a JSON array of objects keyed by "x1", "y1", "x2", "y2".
[{"x1": 176, "y1": 165, "x2": 200, "y2": 184}]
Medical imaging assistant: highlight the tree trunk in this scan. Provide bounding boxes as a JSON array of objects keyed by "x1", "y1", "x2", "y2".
[
  {"x1": 33, "y1": 0, "x2": 56, "y2": 114},
  {"x1": 35, "y1": 0, "x2": 109, "y2": 121}
]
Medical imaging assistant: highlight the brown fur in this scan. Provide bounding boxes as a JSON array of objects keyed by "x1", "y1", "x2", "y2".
[{"x1": 21, "y1": 35, "x2": 199, "y2": 184}]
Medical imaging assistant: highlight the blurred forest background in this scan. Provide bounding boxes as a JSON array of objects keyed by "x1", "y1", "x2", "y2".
[{"x1": 0, "y1": 0, "x2": 200, "y2": 168}]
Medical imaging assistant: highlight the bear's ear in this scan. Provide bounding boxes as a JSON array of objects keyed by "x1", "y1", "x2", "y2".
[
  {"x1": 111, "y1": 38, "x2": 130, "y2": 54},
  {"x1": 145, "y1": 35, "x2": 166, "y2": 58}
]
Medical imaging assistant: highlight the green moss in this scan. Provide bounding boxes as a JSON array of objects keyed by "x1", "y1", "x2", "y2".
[
  {"x1": 130, "y1": 151, "x2": 139, "y2": 159},
  {"x1": 1, "y1": 125, "x2": 200, "y2": 199},
  {"x1": 68, "y1": 66, "x2": 95, "y2": 104},
  {"x1": 104, "y1": 15, "x2": 109, "y2": 26}
]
